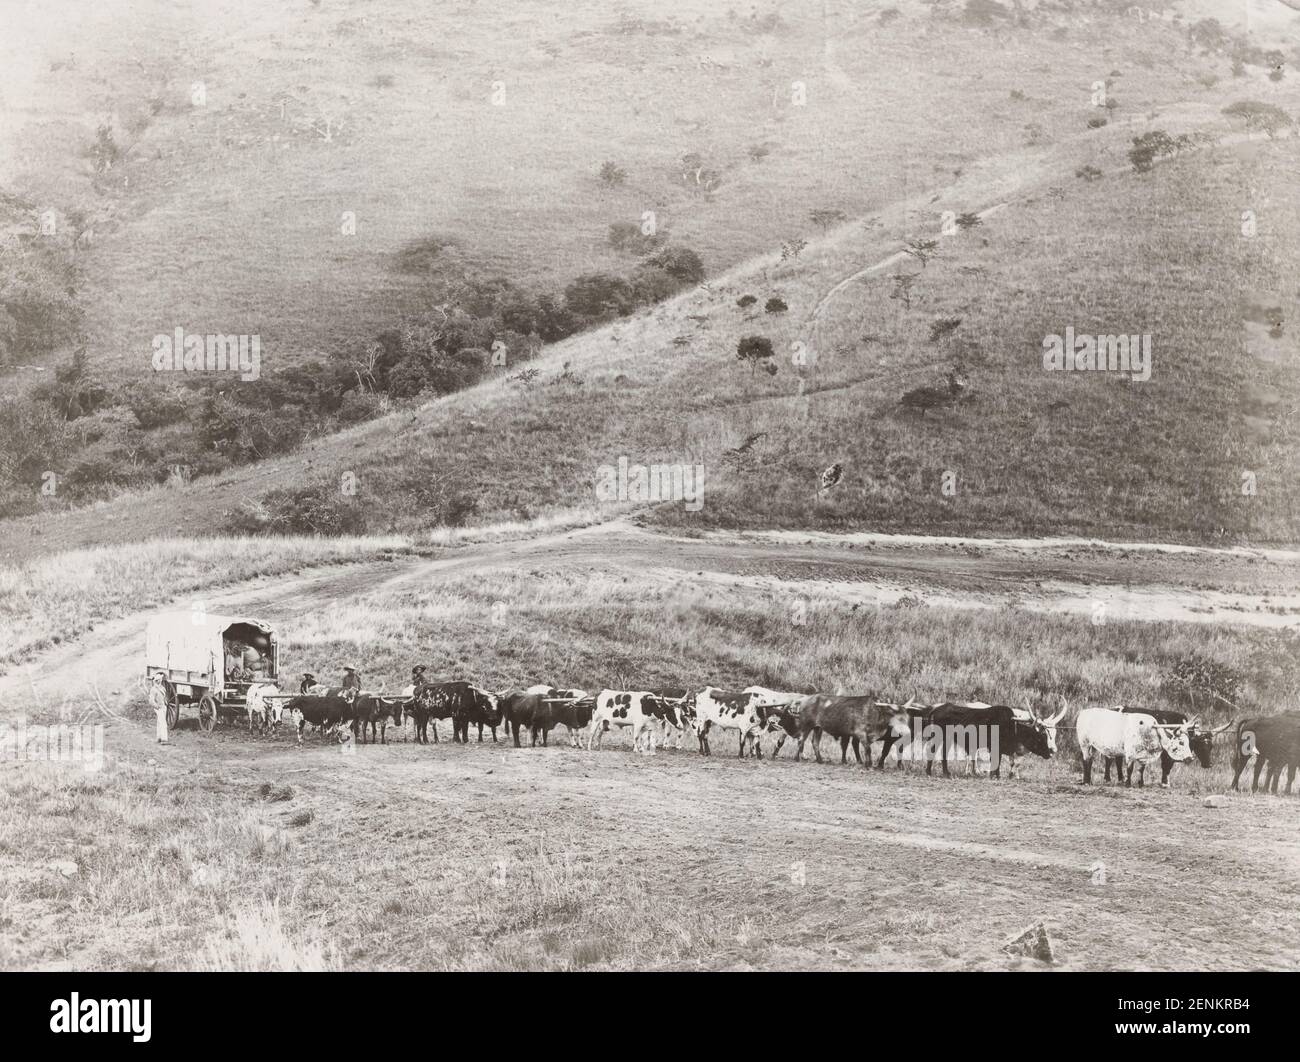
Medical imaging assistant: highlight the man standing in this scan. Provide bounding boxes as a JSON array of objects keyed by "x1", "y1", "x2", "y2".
[{"x1": 149, "y1": 674, "x2": 170, "y2": 745}]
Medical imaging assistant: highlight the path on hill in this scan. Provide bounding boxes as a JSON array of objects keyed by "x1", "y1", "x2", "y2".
[{"x1": 3, "y1": 520, "x2": 1296, "y2": 717}]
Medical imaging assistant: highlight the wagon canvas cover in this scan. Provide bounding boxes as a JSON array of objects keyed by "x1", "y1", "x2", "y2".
[{"x1": 145, "y1": 612, "x2": 275, "y2": 682}]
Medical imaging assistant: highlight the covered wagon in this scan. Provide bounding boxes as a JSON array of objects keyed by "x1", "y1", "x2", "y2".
[{"x1": 145, "y1": 612, "x2": 280, "y2": 732}]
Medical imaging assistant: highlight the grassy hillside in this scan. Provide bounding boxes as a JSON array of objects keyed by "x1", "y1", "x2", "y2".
[
  {"x1": 2, "y1": 0, "x2": 1298, "y2": 551},
  {"x1": 3, "y1": 0, "x2": 1235, "y2": 372}
]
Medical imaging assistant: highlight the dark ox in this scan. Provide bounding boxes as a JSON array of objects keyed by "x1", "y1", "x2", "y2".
[
  {"x1": 1113, "y1": 706, "x2": 1230, "y2": 786},
  {"x1": 409, "y1": 681, "x2": 500, "y2": 744},
  {"x1": 756, "y1": 700, "x2": 868, "y2": 764},
  {"x1": 502, "y1": 687, "x2": 594, "y2": 747},
  {"x1": 790, "y1": 695, "x2": 912, "y2": 769},
  {"x1": 1232, "y1": 713, "x2": 1300, "y2": 795},
  {"x1": 924, "y1": 702, "x2": 1057, "y2": 778},
  {"x1": 285, "y1": 689, "x2": 358, "y2": 745},
  {"x1": 351, "y1": 694, "x2": 406, "y2": 745}
]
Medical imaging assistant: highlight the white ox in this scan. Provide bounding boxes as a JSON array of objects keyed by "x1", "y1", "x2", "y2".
[
  {"x1": 587, "y1": 690, "x2": 660, "y2": 754},
  {"x1": 1076, "y1": 706, "x2": 1193, "y2": 788},
  {"x1": 245, "y1": 682, "x2": 282, "y2": 735}
]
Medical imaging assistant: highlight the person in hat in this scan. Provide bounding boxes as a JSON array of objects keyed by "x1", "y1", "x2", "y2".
[
  {"x1": 410, "y1": 664, "x2": 427, "y2": 686},
  {"x1": 149, "y1": 673, "x2": 170, "y2": 745},
  {"x1": 341, "y1": 665, "x2": 362, "y2": 692},
  {"x1": 299, "y1": 672, "x2": 319, "y2": 695}
]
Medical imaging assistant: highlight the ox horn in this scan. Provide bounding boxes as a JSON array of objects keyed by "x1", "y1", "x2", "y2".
[
  {"x1": 1046, "y1": 701, "x2": 1068, "y2": 726},
  {"x1": 1211, "y1": 719, "x2": 1235, "y2": 735}
]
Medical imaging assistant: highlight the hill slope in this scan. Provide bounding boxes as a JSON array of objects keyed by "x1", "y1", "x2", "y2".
[{"x1": 2, "y1": 0, "x2": 1298, "y2": 557}]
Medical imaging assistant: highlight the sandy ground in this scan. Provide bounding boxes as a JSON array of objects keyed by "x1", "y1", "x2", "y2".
[{"x1": 7, "y1": 706, "x2": 1300, "y2": 971}]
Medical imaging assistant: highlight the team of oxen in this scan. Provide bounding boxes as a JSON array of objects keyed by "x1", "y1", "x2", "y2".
[{"x1": 241, "y1": 671, "x2": 1299, "y2": 792}]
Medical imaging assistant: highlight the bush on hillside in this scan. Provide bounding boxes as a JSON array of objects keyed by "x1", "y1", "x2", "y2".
[{"x1": 564, "y1": 273, "x2": 637, "y2": 317}]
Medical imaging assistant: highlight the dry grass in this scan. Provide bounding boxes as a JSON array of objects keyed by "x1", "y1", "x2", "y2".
[
  {"x1": 280, "y1": 565, "x2": 1300, "y2": 726},
  {"x1": 0, "y1": 535, "x2": 415, "y2": 672}
]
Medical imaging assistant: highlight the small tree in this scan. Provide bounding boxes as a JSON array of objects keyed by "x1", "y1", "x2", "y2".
[
  {"x1": 889, "y1": 273, "x2": 917, "y2": 310},
  {"x1": 736, "y1": 335, "x2": 775, "y2": 375},
  {"x1": 780, "y1": 238, "x2": 807, "y2": 260},
  {"x1": 1222, "y1": 100, "x2": 1293, "y2": 139},
  {"x1": 903, "y1": 237, "x2": 939, "y2": 268},
  {"x1": 809, "y1": 208, "x2": 847, "y2": 233}
]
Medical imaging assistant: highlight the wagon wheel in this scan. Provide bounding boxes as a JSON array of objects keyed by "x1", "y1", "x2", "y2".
[
  {"x1": 163, "y1": 680, "x2": 180, "y2": 730},
  {"x1": 198, "y1": 693, "x2": 219, "y2": 733}
]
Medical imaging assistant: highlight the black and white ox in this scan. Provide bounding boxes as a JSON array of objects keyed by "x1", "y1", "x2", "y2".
[{"x1": 587, "y1": 690, "x2": 680, "y2": 753}]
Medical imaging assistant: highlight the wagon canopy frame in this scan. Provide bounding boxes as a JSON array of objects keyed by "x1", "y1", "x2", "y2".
[{"x1": 145, "y1": 610, "x2": 280, "y2": 704}]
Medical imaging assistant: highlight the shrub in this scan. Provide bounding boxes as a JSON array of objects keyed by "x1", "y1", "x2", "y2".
[
  {"x1": 1128, "y1": 130, "x2": 1176, "y2": 172},
  {"x1": 737, "y1": 294, "x2": 757, "y2": 308},
  {"x1": 646, "y1": 246, "x2": 705, "y2": 285},
  {"x1": 628, "y1": 265, "x2": 682, "y2": 306},
  {"x1": 130, "y1": 389, "x2": 190, "y2": 430},
  {"x1": 736, "y1": 335, "x2": 775, "y2": 374},
  {"x1": 607, "y1": 221, "x2": 661, "y2": 255},
  {"x1": 598, "y1": 161, "x2": 627, "y2": 186},
  {"x1": 764, "y1": 296, "x2": 788, "y2": 314},
  {"x1": 563, "y1": 272, "x2": 636, "y2": 317}
]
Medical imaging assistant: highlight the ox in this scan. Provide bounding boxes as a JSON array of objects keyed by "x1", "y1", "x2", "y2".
[
  {"x1": 408, "y1": 682, "x2": 499, "y2": 744},
  {"x1": 587, "y1": 691, "x2": 662, "y2": 753},
  {"x1": 1076, "y1": 706, "x2": 1193, "y2": 787},
  {"x1": 691, "y1": 687, "x2": 776, "y2": 757},
  {"x1": 503, "y1": 685, "x2": 591, "y2": 747},
  {"x1": 351, "y1": 693, "x2": 406, "y2": 745},
  {"x1": 531, "y1": 687, "x2": 591, "y2": 747},
  {"x1": 1231, "y1": 713, "x2": 1300, "y2": 794},
  {"x1": 1111, "y1": 706, "x2": 1232, "y2": 786},
  {"x1": 285, "y1": 688, "x2": 358, "y2": 745},
  {"x1": 921, "y1": 702, "x2": 1063, "y2": 778},
  {"x1": 245, "y1": 682, "x2": 281, "y2": 735},
  {"x1": 639, "y1": 689, "x2": 693, "y2": 751},
  {"x1": 792, "y1": 695, "x2": 912, "y2": 769},
  {"x1": 743, "y1": 686, "x2": 810, "y2": 759}
]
